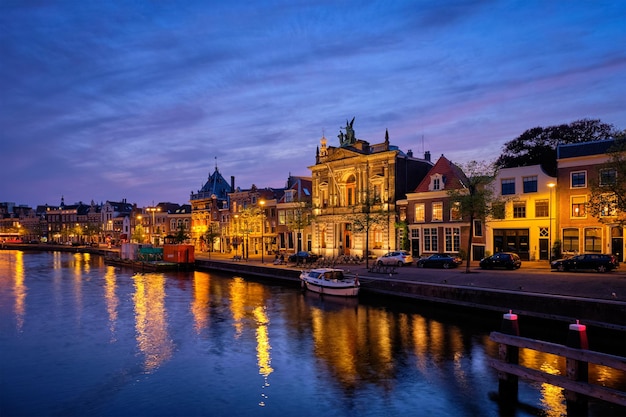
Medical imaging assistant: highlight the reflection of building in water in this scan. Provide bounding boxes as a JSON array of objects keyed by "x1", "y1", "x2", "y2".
[
  {"x1": 191, "y1": 272, "x2": 211, "y2": 333},
  {"x1": 133, "y1": 272, "x2": 174, "y2": 372},
  {"x1": 104, "y1": 266, "x2": 119, "y2": 342},
  {"x1": 0, "y1": 251, "x2": 27, "y2": 331}
]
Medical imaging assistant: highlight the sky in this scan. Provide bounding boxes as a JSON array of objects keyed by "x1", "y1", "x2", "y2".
[{"x1": 1, "y1": 0, "x2": 625, "y2": 209}]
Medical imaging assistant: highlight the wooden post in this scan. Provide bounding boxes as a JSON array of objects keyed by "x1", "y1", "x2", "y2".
[
  {"x1": 498, "y1": 310, "x2": 520, "y2": 407},
  {"x1": 565, "y1": 320, "x2": 589, "y2": 416}
]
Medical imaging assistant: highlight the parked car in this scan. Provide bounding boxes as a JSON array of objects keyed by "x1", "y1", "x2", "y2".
[
  {"x1": 479, "y1": 252, "x2": 522, "y2": 270},
  {"x1": 376, "y1": 250, "x2": 414, "y2": 267},
  {"x1": 551, "y1": 254, "x2": 619, "y2": 273},
  {"x1": 416, "y1": 253, "x2": 462, "y2": 269},
  {"x1": 288, "y1": 251, "x2": 319, "y2": 264}
]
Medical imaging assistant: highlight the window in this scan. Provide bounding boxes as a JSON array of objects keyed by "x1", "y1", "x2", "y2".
[
  {"x1": 584, "y1": 228, "x2": 602, "y2": 253},
  {"x1": 345, "y1": 175, "x2": 356, "y2": 206},
  {"x1": 474, "y1": 220, "x2": 483, "y2": 237},
  {"x1": 501, "y1": 178, "x2": 515, "y2": 195},
  {"x1": 424, "y1": 228, "x2": 438, "y2": 251},
  {"x1": 278, "y1": 211, "x2": 286, "y2": 225},
  {"x1": 432, "y1": 202, "x2": 443, "y2": 221},
  {"x1": 411, "y1": 229, "x2": 419, "y2": 238},
  {"x1": 562, "y1": 228, "x2": 579, "y2": 252},
  {"x1": 523, "y1": 176, "x2": 538, "y2": 193},
  {"x1": 599, "y1": 168, "x2": 617, "y2": 186},
  {"x1": 535, "y1": 200, "x2": 549, "y2": 217},
  {"x1": 513, "y1": 202, "x2": 526, "y2": 218},
  {"x1": 445, "y1": 227, "x2": 460, "y2": 252},
  {"x1": 433, "y1": 178, "x2": 440, "y2": 190},
  {"x1": 571, "y1": 196, "x2": 586, "y2": 218},
  {"x1": 571, "y1": 171, "x2": 586, "y2": 188},
  {"x1": 450, "y1": 202, "x2": 461, "y2": 221},
  {"x1": 414, "y1": 203, "x2": 425, "y2": 222},
  {"x1": 600, "y1": 194, "x2": 617, "y2": 217},
  {"x1": 491, "y1": 202, "x2": 505, "y2": 219},
  {"x1": 284, "y1": 190, "x2": 295, "y2": 203}
]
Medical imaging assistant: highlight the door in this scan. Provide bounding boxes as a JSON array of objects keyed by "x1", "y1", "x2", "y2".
[{"x1": 539, "y1": 239, "x2": 549, "y2": 261}]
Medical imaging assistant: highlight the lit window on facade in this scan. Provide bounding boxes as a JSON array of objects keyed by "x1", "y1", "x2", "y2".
[
  {"x1": 562, "y1": 228, "x2": 579, "y2": 252},
  {"x1": 571, "y1": 196, "x2": 586, "y2": 217},
  {"x1": 414, "y1": 203, "x2": 425, "y2": 222},
  {"x1": 584, "y1": 228, "x2": 602, "y2": 252},
  {"x1": 513, "y1": 202, "x2": 526, "y2": 218},
  {"x1": 432, "y1": 202, "x2": 443, "y2": 221},
  {"x1": 535, "y1": 200, "x2": 549, "y2": 217}
]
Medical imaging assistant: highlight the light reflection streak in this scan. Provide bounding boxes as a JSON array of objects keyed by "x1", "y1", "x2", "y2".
[
  {"x1": 254, "y1": 306, "x2": 273, "y2": 407},
  {"x1": 132, "y1": 272, "x2": 174, "y2": 372},
  {"x1": 13, "y1": 251, "x2": 26, "y2": 331},
  {"x1": 191, "y1": 272, "x2": 211, "y2": 333},
  {"x1": 104, "y1": 266, "x2": 119, "y2": 342},
  {"x1": 73, "y1": 253, "x2": 83, "y2": 321}
]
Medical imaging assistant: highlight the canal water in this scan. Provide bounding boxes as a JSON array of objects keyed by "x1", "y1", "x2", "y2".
[{"x1": 0, "y1": 250, "x2": 623, "y2": 417}]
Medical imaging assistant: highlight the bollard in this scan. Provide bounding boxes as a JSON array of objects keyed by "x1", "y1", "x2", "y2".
[
  {"x1": 565, "y1": 320, "x2": 589, "y2": 416},
  {"x1": 498, "y1": 310, "x2": 519, "y2": 408}
]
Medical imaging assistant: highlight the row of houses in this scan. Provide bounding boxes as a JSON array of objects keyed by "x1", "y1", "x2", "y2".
[{"x1": 2, "y1": 122, "x2": 624, "y2": 262}]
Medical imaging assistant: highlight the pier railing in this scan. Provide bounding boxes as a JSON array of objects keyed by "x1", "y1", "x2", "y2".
[{"x1": 489, "y1": 312, "x2": 626, "y2": 415}]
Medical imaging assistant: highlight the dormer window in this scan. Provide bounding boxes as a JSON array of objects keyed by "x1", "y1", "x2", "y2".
[{"x1": 429, "y1": 174, "x2": 445, "y2": 191}]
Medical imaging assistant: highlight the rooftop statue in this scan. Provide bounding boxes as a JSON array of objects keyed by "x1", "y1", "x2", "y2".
[{"x1": 338, "y1": 117, "x2": 356, "y2": 146}]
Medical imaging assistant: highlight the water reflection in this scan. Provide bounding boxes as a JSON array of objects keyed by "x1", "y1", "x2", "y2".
[
  {"x1": 132, "y1": 272, "x2": 174, "y2": 372},
  {"x1": 191, "y1": 271, "x2": 211, "y2": 333},
  {"x1": 104, "y1": 266, "x2": 119, "y2": 342},
  {"x1": 0, "y1": 251, "x2": 27, "y2": 331}
]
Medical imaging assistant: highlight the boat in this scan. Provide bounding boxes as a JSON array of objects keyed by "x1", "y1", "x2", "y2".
[{"x1": 299, "y1": 268, "x2": 359, "y2": 297}]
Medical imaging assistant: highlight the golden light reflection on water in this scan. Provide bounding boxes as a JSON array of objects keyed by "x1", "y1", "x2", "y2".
[
  {"x1": 132, "y1": 272, "x2": 174, "y2": 372},
  {"x1": 191, "y1": 272, "x2": 211, "y2": 333},
  {"x1": 104, "y1": 266, "x2": 119, "y2": 342},
  {"x1": 254, "y1": 306, "x2": 273, "y2": 407},
  {"x1": 12, "y1": 251, "x2": 26, "y2": 331}
]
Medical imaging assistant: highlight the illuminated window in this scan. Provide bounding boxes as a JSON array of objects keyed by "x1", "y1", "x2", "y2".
[
  {"x1": 571, "y1": 171, "x2": 586, "y2": 188},
  {"x1": 513, "y1": 202, "x2": 526, "y2": 218},
  {"x1": 432, "y1": 202, "x2": 443, "y2": 221},
  {"x1": 562, "y1": 228, "x2": 579, "y2": 252},
  {"x1": 450, "y1": 202, "x2": 461, "y2": 221},
  {"x1": 535, "y1": 200, "x2": 549, "y2": 217},
  {"x1": 584, "y1": 228, "x2": 602, "y2": 253},
  {"x1": 600, "y1": 194, "x2": 617, "y2": 217},
  {"x1": 414, "y1": 203, "x2": 425, "y2": 222},
  {"x1": 571, "y1": 196, "x2": 586, "y2": 218}
]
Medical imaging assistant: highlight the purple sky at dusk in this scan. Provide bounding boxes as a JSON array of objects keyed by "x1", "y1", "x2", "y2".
[{"x1": 1, "y1": 0, "x2": 625, "y2": 209}]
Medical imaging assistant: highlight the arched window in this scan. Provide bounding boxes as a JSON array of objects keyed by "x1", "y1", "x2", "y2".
[{"x1": 345, "y1": 175, "x2": 356, "y2": 206}]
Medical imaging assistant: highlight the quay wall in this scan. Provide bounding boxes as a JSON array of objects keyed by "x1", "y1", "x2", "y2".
[{"x1": 194, "y1": 259, "x2": 626, "y2": 332}]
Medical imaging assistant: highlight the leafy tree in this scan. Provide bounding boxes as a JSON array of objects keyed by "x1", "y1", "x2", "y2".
[
  {"x1": 202, "y1": 223, "x2": 221, "y2": 257},
  {"x1": 285, "y1": 200, "x2": 313, "y2": 252},
  {"x1": 496, "y1": 119, "x2": 618, "y2": 176},
  {"x1": 132, "y1": 224, "x2": 145, "y2": 243},
  {"x1": 587, "y1": 138, "x2": 626, "y2": 226},
  {"x1": 447, "y1": 160, "x2": 498, "y2": 273},
  {"x1": 174, "y1": 223, "x2": 190, "y2": 243},
  {"x1": 349, "y1": 192, "x2": 388, "y2": 269}
]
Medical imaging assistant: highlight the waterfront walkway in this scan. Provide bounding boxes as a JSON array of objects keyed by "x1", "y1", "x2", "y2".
[{"x1": 197, "y1": 251, "x2": 626, "y2": 303}]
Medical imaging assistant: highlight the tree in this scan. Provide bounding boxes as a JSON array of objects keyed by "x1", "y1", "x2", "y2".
[
  {"x1": 495, "y1": 119, "x2": 618, "y2": 176},
  {"x1": 132, "y1": 224, "x2": 145, "y2": 243},
  {"x1": 349, "y1": 192, "x2": 388, "y2": 269},
  {"x1": 447, "y1": 160, "x2": 498, "y2": 273},
  {"x1": 202, "y1": 223, "x2": 221, "y2": 256},
  {"x1": 174, "y1": 223, "x2": 190, "y2": 244},
  {"x1": 587, "y1": 138, "x2": 626, "y2": 226},
  {"x1": 285, "y1": 200, "x2": 313, "y2": 252}
]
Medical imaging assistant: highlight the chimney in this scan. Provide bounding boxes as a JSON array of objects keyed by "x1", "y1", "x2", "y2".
[
  {"x1": 424, "y1": 151, "x2": 431, "y2": 162},
  {"x1": 231, "y1": 176, "x2": 235, "y2": 192},
  {"x1": 407, "y1": 149, "x2": 413, "y2": 157}
]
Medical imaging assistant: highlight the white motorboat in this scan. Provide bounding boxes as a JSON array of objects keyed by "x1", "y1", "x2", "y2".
[{"x1": 300, "y1": 268, "x2": 359, "y2": 297}]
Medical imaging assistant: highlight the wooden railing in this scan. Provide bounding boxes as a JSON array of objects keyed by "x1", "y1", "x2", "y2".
[{"x1": 489, "y1": 318, "x2": 626, "y2": 415}]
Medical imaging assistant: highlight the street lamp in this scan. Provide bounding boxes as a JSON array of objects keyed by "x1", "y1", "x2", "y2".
[
  {"x1": 548, "y1": 182, "x2": 556, "y2": 263},
  {"x1": 260, "y1": 200, "x2": 265, "y2": 264},
  {"x1": 234, "y1": 214, "x2": 240, "y2": 259}
]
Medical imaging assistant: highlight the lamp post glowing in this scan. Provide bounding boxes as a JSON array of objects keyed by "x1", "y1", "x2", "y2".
[
  {"x1": 234, "y1": 214, "x2": 239, "y2": 259},
  {"x1": 260, "y1": 200, "x2": 265, "y2": 264},
  {"x1": 548, "y1": 182, "x2": 556, "y2": 263}
]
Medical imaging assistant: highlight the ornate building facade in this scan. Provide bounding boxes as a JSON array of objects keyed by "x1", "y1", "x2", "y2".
[{"x1": 309, "y1": 120, "x2": 433, "y2": 259}]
